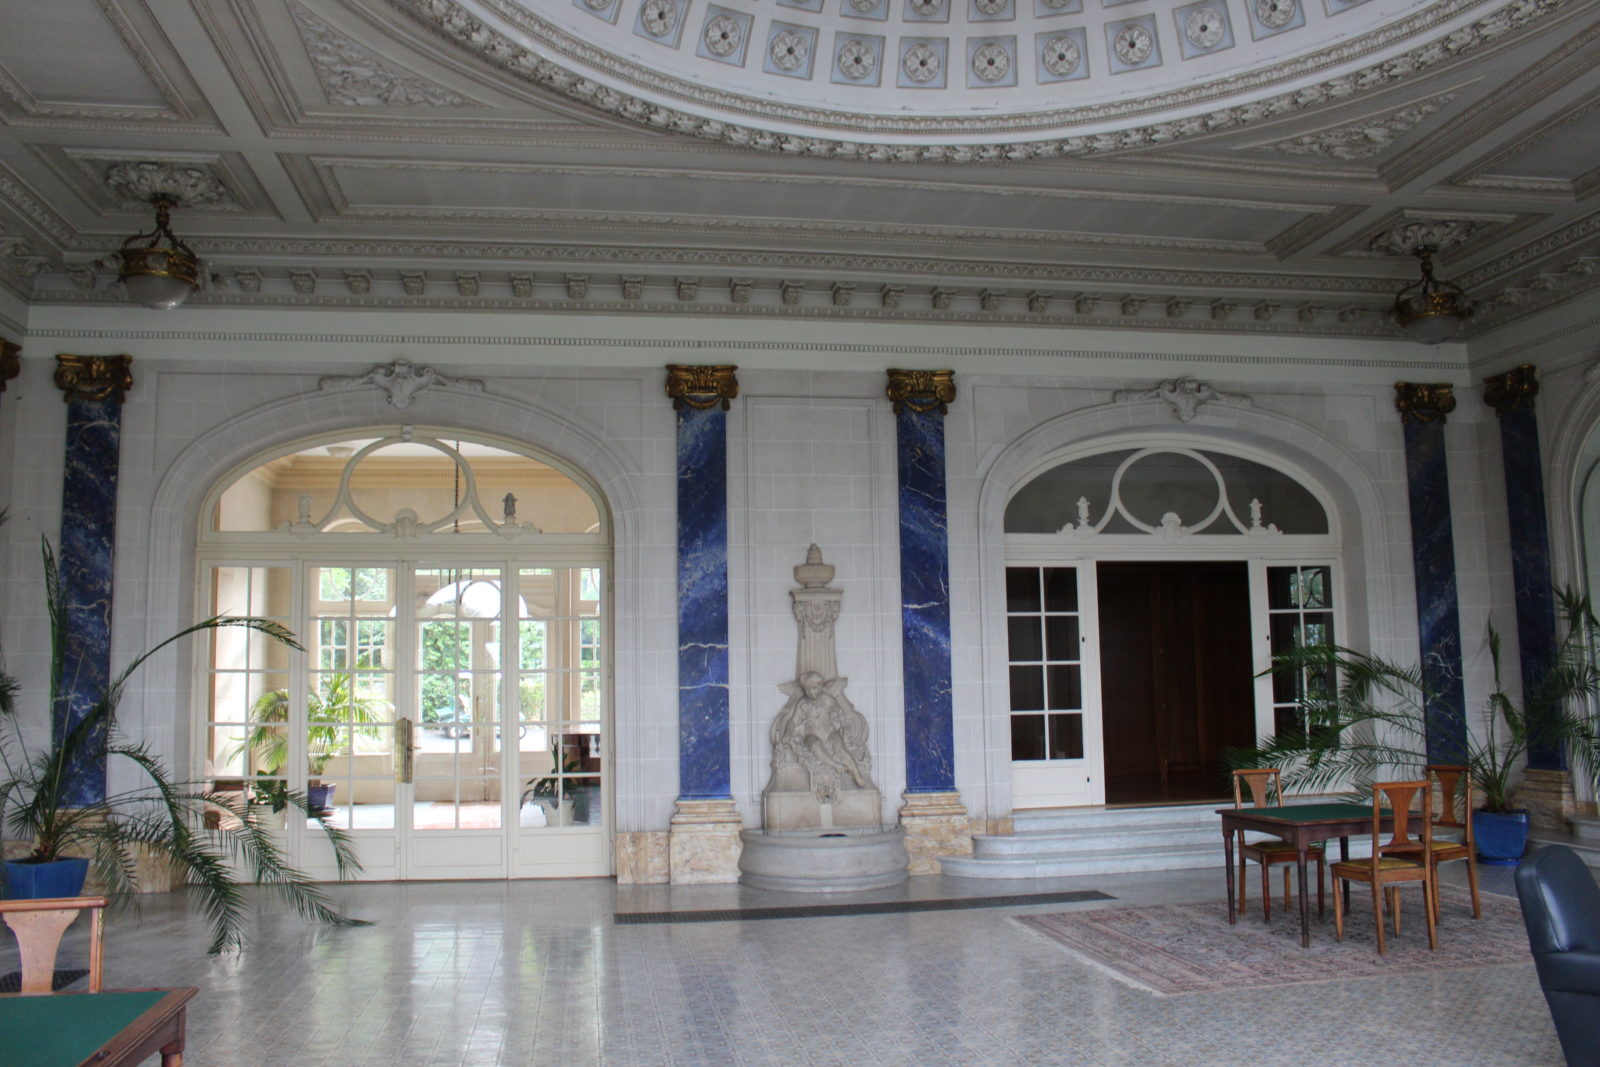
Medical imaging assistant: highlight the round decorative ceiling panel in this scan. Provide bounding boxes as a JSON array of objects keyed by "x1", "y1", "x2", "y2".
[{"x1": 387, "y1": 0, "x2": 1564, "y2": 157}]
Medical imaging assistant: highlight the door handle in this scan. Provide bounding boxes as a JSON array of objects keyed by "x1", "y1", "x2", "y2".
[{"x1": 396, "y1": 717, "x2": 415, "y2": 784}]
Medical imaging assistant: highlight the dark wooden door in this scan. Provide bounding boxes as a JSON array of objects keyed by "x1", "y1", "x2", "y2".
[{"x1": 1097, "y1": 561, "x2": 1255, "y2": 805}]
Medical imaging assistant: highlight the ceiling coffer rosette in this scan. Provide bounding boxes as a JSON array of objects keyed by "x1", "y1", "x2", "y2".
[{"x1": 385, "y1": 0, "x2": 1569, "y2": 156}]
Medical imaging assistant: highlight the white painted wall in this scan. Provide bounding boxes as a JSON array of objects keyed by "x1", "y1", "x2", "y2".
[{"x1": 1, "y1": 299, "x2": 1591, "y2": 852}]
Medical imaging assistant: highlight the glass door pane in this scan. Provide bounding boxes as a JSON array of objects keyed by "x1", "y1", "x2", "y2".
[
  {"x1": 308, "y1": 566, "x2": 397, "y2": 830},
  {"x1": 413, "y1": 567, "x2": 505, "y2": 831},
  {"x1": 515, "y1": 567, "x2": 604, "y2": 829}
]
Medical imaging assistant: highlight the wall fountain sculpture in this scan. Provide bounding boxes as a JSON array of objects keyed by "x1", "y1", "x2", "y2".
[{"x1": 738, "y1": 545, "x2": 909, "y2": 891}]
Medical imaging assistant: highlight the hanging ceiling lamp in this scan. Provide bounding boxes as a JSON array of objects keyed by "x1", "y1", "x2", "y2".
[
  {"x1": 1392, "y1": 245, "x2": 1469, "y2": 345},
  {"x1": 116, "y1": 194, "x2": 200, "y2": 309}
]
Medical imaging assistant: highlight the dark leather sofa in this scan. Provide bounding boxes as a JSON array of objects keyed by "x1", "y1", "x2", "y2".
[{"x1": 1515, "y1": 845, "x2": 1600, "y2": 1066}]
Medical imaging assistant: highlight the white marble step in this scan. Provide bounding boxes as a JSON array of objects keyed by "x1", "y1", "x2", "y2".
[
  {"x1": 943, "y1": 803, "x2": 1228, "y2": 879},
  {"x1": 940, "y1": 840, "x2": 1222, "y2": 879}
]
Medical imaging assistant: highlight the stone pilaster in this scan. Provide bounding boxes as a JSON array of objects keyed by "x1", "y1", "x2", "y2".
[
  {"x1": 669, "y1": 798, "x2": 744, "y2": 884},
  {"x1": 53, "y1": 354, "x2": 133, "y2": 806},
  {"x1": 0, "y1": 337, "x2": 19, "y2": 394},
  {"x1": 897, "y1": 791, "x2": 973, "y2": 875},
  {"x1": 888, "y1": 370, "x2": 959, "y2": 796},
  {"x1": 1515, "y1": 768, "x2": 1581, "y2": 834},
  {"x1": 1485, "y1": 365, "x2": 1564, "y2": 771},
  {"x1": 1395, "y1": 382, "x2": 1468, "y2": 764},
  {"x1": 615, "y1": 831, "x2": 670, "y2": 884},
  {"x1": 666, "y1": 365, "x2": 741, "y2": 882}
]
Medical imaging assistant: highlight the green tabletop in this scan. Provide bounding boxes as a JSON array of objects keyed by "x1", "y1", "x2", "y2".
[
  {"x1": 0, "y1": 990, "x2": 169, "y2": 1067},
  {"x1": 1246, "y1": 803, "x2": 1390, "y2": 822}
]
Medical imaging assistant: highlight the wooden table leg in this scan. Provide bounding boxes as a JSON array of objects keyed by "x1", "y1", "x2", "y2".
[
  {"x1": 1296, "y1": 841, "x2": 1311, "y2": 948},
  {"x1": 1223, "y1": 825, "x2": 1237, "y2": 925}
]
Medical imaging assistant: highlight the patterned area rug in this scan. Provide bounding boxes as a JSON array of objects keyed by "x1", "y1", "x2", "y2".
[{"x1": 1015, "y1": 888, "x2": 1531, "y2": 996}]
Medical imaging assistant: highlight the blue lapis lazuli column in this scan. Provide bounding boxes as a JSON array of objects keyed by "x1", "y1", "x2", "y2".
[
  {"x1": 676, "y1": 402, "x2": 731, "y2": 799},
  {"x1": 54, "y1": 360, "x2": 130, "y2": 806},
  {"x1": 897, "y1": 405, "x2": 955, "y2": 793},
  {"x1": 1488, "y1": 367, "x2": 1562, "y2": 770},
  {"x1": 1398, "y1": 387, "x2": 1468, "y2": 766}
]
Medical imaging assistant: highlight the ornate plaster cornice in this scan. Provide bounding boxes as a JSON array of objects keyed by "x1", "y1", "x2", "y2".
[
  {"x1": 1483, "y1": 363, "x2": 1539, "y2": 414},
  {"x1": 886, "y1": 369, "x2": 956, "y2": 415},
  {"x1": 1394, "y1": 381, "x2": 1456, "y2": 424},
  {"x1": 54, "y1": 353, "x2": 132, "y2": 404},
  {"x1": 386, "y1": 0, "x2": 1572, "y2": 161},
  {"x1": 1246, "y1": 94, "x2": 1456, "y2": 161},
  {"x1": 665, "y1": 364, "x2": 739, "y2": 411}
]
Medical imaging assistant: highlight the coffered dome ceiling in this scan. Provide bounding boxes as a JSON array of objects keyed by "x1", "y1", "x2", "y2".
[
  {"x1": 0, "y1": 0, "x2": 1597, "y2": 347},
  {"x1": 428, "y1": 0, "x2": 1488, "y2": 150}
]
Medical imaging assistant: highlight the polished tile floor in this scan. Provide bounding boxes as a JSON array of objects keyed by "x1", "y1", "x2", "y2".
[{"x1": 20, "y1": 862, "x2": 1562, "y2": 1066}]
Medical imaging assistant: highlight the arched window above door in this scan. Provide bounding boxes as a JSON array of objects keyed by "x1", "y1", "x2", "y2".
[
  {"x1": 207, "y1": 430, "x2": 604, "y2": 540},
  {"x1": 1005, "y1": 447, "x2": 1330, "y2": 538}
]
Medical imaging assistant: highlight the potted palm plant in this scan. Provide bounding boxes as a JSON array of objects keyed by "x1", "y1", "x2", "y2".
[
  {"x1": 1231, "y1": 589, "x2": 1600, "y2": 865},
  {"x1": 240, "y1": 674, "x2": 387, "y2": 814},
  {"x1": 0, "y1": 537, "x2": 369, "y2": 953}
]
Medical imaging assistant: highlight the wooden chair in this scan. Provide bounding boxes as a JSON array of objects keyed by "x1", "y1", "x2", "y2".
[
  {"x1": 1330, "y1": 780, "x2": 1437, "y2": 954},
  {"x1": 0, "y1": 895, "x2": 107, "y2": 993},
  {"x1": 1425, "y1": 764, "x2": 1482, "y2": 924},
  {"x1": 1232, "y1": 768, "x2": 1325, "y2": 921}
]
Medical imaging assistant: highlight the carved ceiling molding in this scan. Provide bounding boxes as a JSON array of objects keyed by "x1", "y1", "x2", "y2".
[
  {"x1": 385, "y1": 0, "x2": 1571, "y2": 160},
  {"x1": 1447, "y1": 94, "x2": 1600, "y2": 192},
  {"x1": 24, "y1": 326, "x2": 1466, "y2": 373},
  {"x1": 103, "y1": 161, "x2": 230, "y2": 210},
  {"x1": 20, "y1": 282, "x2": 1412, "y2": 341},
  {"x1": 0, "y1": 0, "x2": 192, "y2": 124},
  {"x1": 290, "y1": 2, "x2": 474, "y2": 109},
  {"x1": 318, "y1": 359, "x2": 485, "y2": 408},
  {"x1": 0, "y1": 171, "x2": 74, "y2": 248},
  {"x1": 1112, "y1": 377, "x2": 1252, "y2": 422},
  {"x1": 1369, "y1": 219, "x2": 1487, "y2": 256},
  {"x1": 1458, "y1": 209, "x2": 1600, "y2": 289},
  {"x1": 1243, "y1": 93, "x2": 1456, "y2": 160}
]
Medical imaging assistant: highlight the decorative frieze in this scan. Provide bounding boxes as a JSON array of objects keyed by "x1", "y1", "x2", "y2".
[
  {"x1": 665, "y1": 364, "x2": 739, "y2": 411},
  {"x1": 1112, "y1": 376, "x2": 1250, "y2": 423},
  {"x1": 886, "y1": 368, "x2": 956, "y2": 415},
  {"x1": 54, "y1": 354, "x2": 133, "y2": 404},
  {"x1": 317, "y1": 359, "x2": 485, "y2": 409},
  {"x1": 1394, "y1": 382, "x2": 1456, "y2": 424}
]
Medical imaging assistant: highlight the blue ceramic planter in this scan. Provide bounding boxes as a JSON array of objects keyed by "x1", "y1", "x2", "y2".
[
  {"x1": 1473, "y1": 809, "x2": 1531, "y2": 866},
  {"x1": 2, "y1": 856, "x2": 89, "y2": 899}
]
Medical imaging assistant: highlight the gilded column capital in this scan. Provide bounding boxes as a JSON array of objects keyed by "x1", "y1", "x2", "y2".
[
  {"x1": 1483, "y1": 364, "x2": 1539, "y2": 416},
  {"x1": 54, "y1": 354, "x2": 133, "y2": 404},
  {"x1": 0, "y1": 338, "x2": 18, "y2": 393},
  {"x1": 886, "y1": 368, "x2": 956, "y2": 415},
  {"x1": 665, "y1": 364, "x2": 738, "y2": 411},
  {"x1": 1394, "y1": 381, "x2": 1455, "y2": 424}
]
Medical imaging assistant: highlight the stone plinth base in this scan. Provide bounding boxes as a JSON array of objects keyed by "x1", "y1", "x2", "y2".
[
  {"x1": 1515, "y1": 769, "x2": 1580, "y2": 835},
  {"x1": 898, "y1": 791, "x2": 973, "y2": 875},
  {"x1": 616, "y1": 831, "x2": 670, "y2": 884},
  {"x1": 669, "y1": 798, "x2": 744, "y2": 884},
  {"x1": 738, "y1": 827, "x2": 908, "y2": 892},
  {"x1": 763, "y1": 787, "x2": 881, "y2": 832}
]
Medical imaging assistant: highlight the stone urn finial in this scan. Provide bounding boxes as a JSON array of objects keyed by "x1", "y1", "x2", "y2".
[{"x1": 794, "y1": 544, "x2": 834, "y2": 588}]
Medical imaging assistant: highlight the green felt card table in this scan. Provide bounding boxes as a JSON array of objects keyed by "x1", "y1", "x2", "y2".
[
  {"x1": 0, "y1": 987, "x2": 196, "y2": 1066},
  {"x1": 1218, "y1": 802, "x2": 1394, "y2": 948}
]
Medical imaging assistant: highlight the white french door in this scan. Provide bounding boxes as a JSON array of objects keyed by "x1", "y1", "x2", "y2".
[
  {"x1": 1005, "y1": 564, "x2": 1105, "y2": 808},
  {"x1": 204, "y1": 558, "x2": 608, "y2": 881}
]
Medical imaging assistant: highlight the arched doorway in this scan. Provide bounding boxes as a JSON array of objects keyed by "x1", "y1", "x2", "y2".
[
  {"x1": 1003, "y1": 444, "x2": 1340, "y2": 806},
  {"x1": 196, "y1": 428, "x2": 612, "y2": 879}
]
